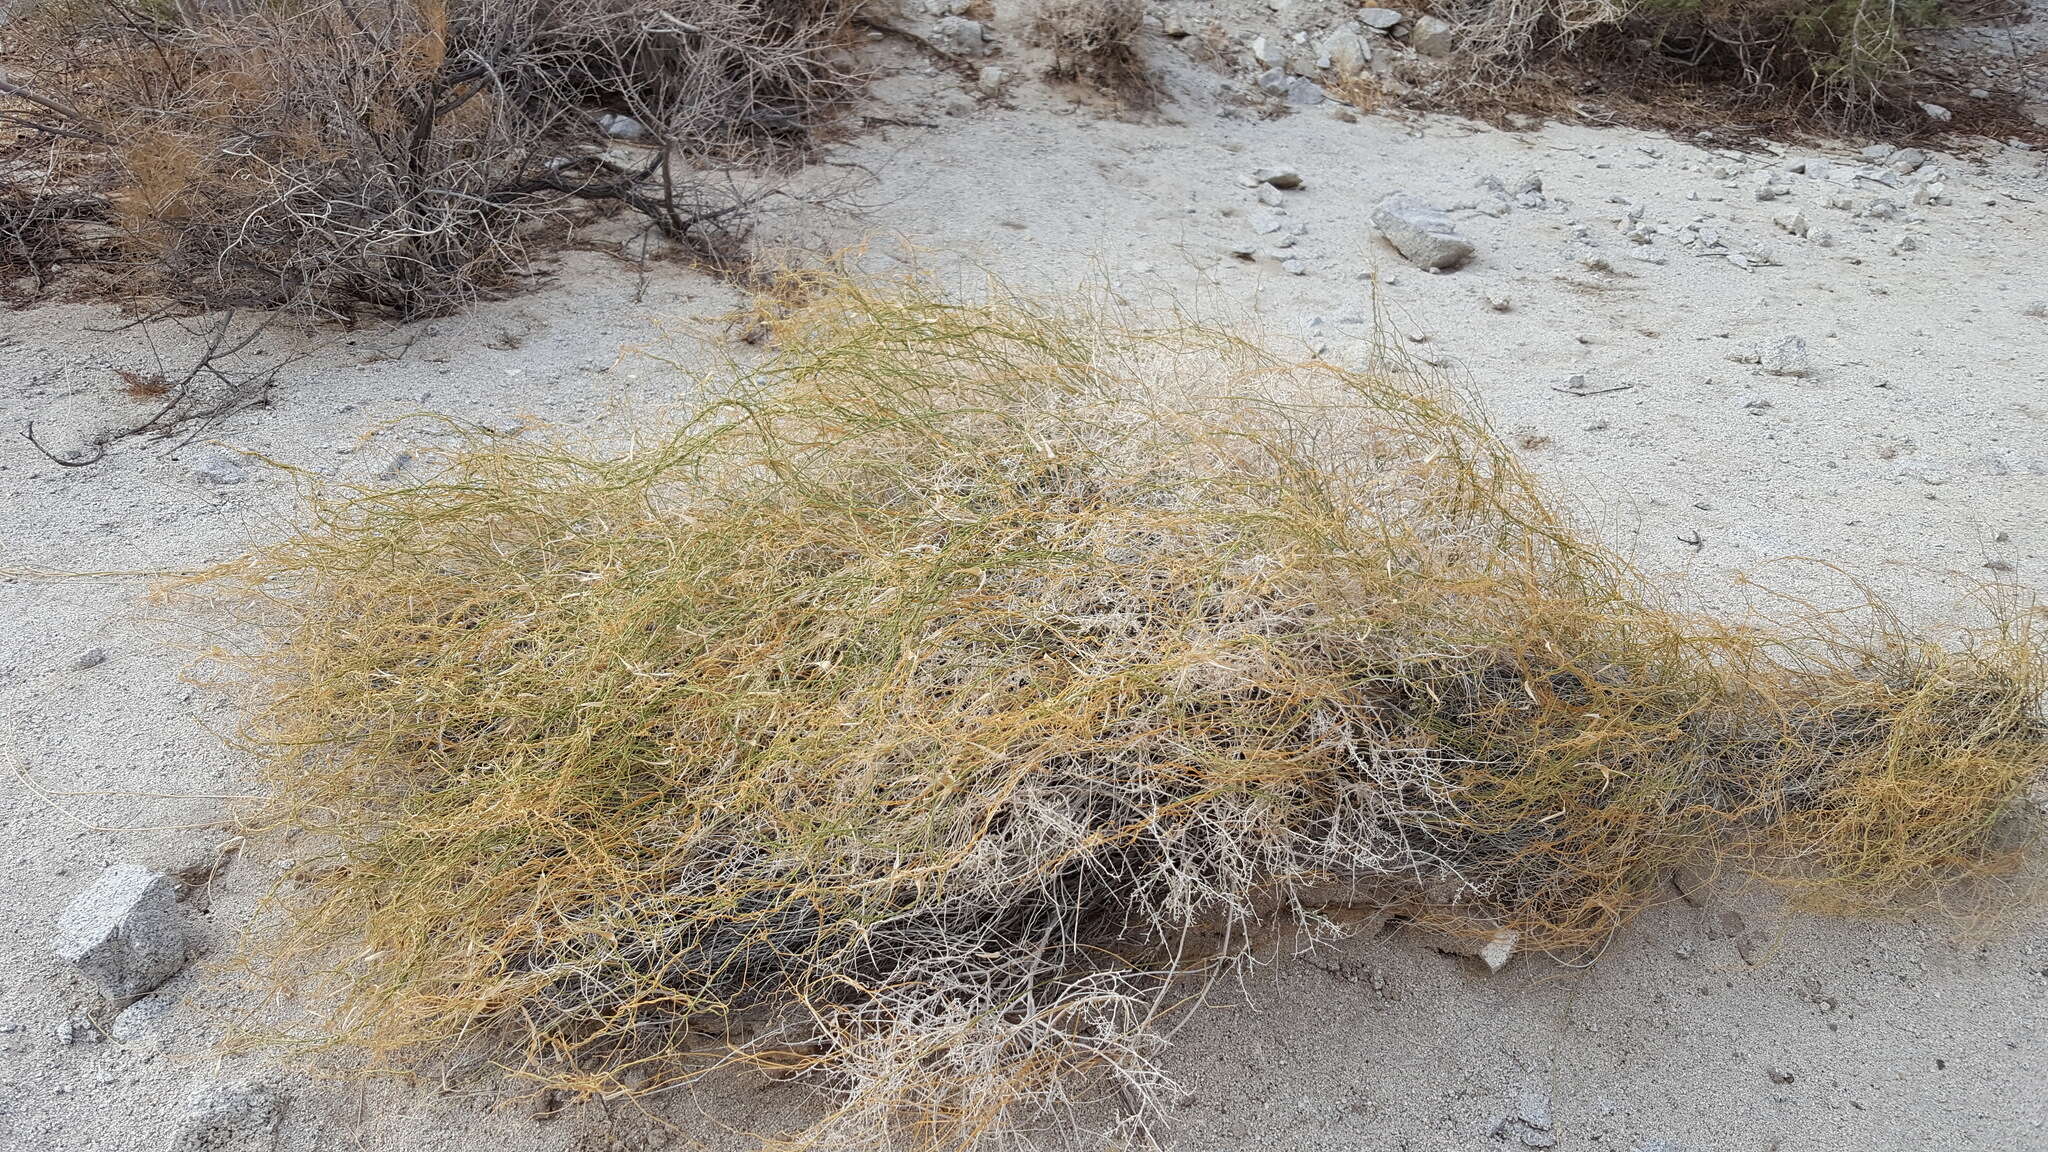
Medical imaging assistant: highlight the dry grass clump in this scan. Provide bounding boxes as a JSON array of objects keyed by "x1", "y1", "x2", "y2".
[
  {"x1": 201, "y1": 280, "x2": 2046, "y2": 1149},
  {"x1": 1031, "y1": 0, "x2": 1153, "y2": 103},
  {"x1": 1, "y1": 0, "x2": 853, "y2": 317},
  {"x1": 1447, "y1": 0, "x2": 1942, "y2": 122}
]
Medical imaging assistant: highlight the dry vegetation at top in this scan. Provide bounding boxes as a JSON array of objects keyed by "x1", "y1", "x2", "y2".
[
  {"x1": 1445, "y1": 0, "x2": 1947, "y2": 124},
  {"x1": 194, "y1": 280, "x2": 2047, "y2": 1150},
  {"x1": 1032, "y1": 0, "x2": 1155, "y2": 104},
  {"x1": 0, "y1": 0, "x2": 855, "y2": 318}
]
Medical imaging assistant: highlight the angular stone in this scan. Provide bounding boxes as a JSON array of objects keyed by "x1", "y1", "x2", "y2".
[
  {"x1": 1371, "y1": 195, "x2": 1475, "y2": 270},
  {"x1": 52, "y1": 864, "x2": 186, "y2": 1002},
  {"x1": 1410, "y1": 15, "x2": 1455, "y2": 57}
]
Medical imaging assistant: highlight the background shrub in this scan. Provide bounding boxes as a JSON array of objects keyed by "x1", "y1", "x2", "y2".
[
  {"x1": 1447, "y1": 0, "x2": 1943, "y2": 121},
  {"x1": 0, "y1": 0, "x2": 853, "y2": 317}
]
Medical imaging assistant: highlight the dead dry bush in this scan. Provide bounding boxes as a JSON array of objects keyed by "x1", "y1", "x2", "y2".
[
  {"x1": 1031, "y1": 0, "x2": 1153, "y2": 103},
  {"x1": 1448, "y1": 0, "x2": 1942, "y2": 122},
  {"x1": 195, "y1": 280, "x2": 2046, "y2": 1150},
  {"x1": 0, "y1": 0, "x2": 854, "y2": 318}
]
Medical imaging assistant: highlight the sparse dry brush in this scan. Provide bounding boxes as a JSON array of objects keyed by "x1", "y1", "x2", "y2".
[
  {"x1": 197, "y1": 281, "x2": 2046, "y2": 1149},
  {"x1": 1448, "y1": 0, "x2": 1942, "y2": 121},
  {"x1": 0, "y1": 0, "x2": 854, "y2": 317},
  {"x1": 1031, "y1": 0, "x2": 1153, "y2": 103}
]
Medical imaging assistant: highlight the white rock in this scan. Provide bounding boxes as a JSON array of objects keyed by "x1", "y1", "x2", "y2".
[
  {"x1": 1480, "y1": 929, "x2": 1519, "y2": 972},
  {"x1": 1773, "y1": 209, "x2": 1808, "y2": 237},
  {"x1": 593, "y1": 113, "x2": 647, "y2": 141},
  {"x1": 930, "y1": 15, "x2": 986, "y2": 56},
  {"x1": 52, "y1": 864, "x2": 186, "y2": 1002},
  {"x1": 1371, "y1": 195, "x2": 1475, "y2": 270},
  {"x1": 1318, "y1": 29, "x2": 1371, "y2": 80},
  {"x1": 1359, "y1": 7, "x2": 1402, "y2": 30},
  {"x1": 1762, "y1": 336, "x2": 1812, "y2": 378},
  {"x1": 1249, "y1": 35, "x2": 1284, "y2": 69},
  {"x1": 1918, "y1": 102, "x2": 1952, "y2": 122},
  {"x1": 1409, "y1": 14, "x2": 1455, "y2": 57},
  {"x1": 976, "y1": 65, "x2": 1005, "y2": 96}
]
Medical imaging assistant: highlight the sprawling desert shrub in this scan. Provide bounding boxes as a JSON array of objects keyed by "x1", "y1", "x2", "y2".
[
  {"x1": 1031, "y1": 0, "x2": 1152, "y2": 102},
  {"x1": 198, "y1": 279, "x2": 2045, "y2": 1149},
  {"x1": 0, "y1": 0, "x2": 853, "y2": 317},
  {"x1": 1448, "y1": 0, "x2": 1942, "y2": 120}
]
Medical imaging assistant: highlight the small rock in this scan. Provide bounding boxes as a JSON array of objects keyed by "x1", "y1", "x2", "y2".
[
  {"x1": 52, "y1": 864, "x2": 187, "y2": 1002},
  {"x1": 374, "y1": 450, "x2": 415, "y2": 483},
  {"x1": 1484, "y1": 294, "x2": 1513, "y2": 312},
  {"x1": 1279, "y1": 75, "x2": 1326, "y2": 105},
  {"x1": 1249, "y1": 35, "x2": 1284, "y2": 69},
  {"x1": 1480, "y1": 928, "x2": 1519, "y2": 972},
  {"x1": 70, "y1": 647, "x2": 108, "y2": 671},
  {"x1": 1371, "y1": 195, "x2": 1475, "y2": 270},
  {"x1": 1888, "y1": 148, "x2": 1928, "y2": 174},
  {"x1": 1318, "y1": 29, "x2": 1371, "y2": 80},
  {"x1": 1891, "y1": 232, "x2": 1923, "y2": 254},
  {"x1": 930, "y1": 15, "x2": 986, "y2": 57},
  {"x1": 1761, "y1": 336, "x2": 1812, "y2": 378},
  {"x1": 170, "y1": 1079, "x2": 286, "y2": 1152},
  {"x1": 593, "y1": 113, "x2": 646, "y2": 140},
  {"x1": 1409, "y1": 14, "x2": 1455, "y2": 57},
  {"x1": 976, "y1": 65, "x2": 1005, "y2": 96},
  {"x1": 1918, "y1": 101, "x2": 1951, "y2": 122},
  {"x1": 1773, "y1": 208, "x2": 1808, "y2": 237},
  {"x1": 189, "y1": 450, "x2": 246, "y2": 486},
  {"x1": 1767, "y1": 1065, "x2": 1796, "y2": 1086},
  {"x1": 1359, "y1": 7, "x2": 1402, "y2": 30},
  {"x1": 1970, "y1": 87, "x2": 1990, "y2": 100},
  {"x1": 110, "y1": 994, "x2": 175, "y2": 1043},
  {"x1": 1254, "y1": 165, "x2": 1303, "y2": 190},
  {"x1": 53, "y1": 1013, "x2": 96, "y2": 1045},
  {"x1": 1734, "y1": 931, "x2": 1770, "y2": 965}
]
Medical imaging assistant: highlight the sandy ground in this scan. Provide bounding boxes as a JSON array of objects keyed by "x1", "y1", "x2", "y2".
[{"x1": 3, "y1": 7, "x2": 2047, "y2": 1151}]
